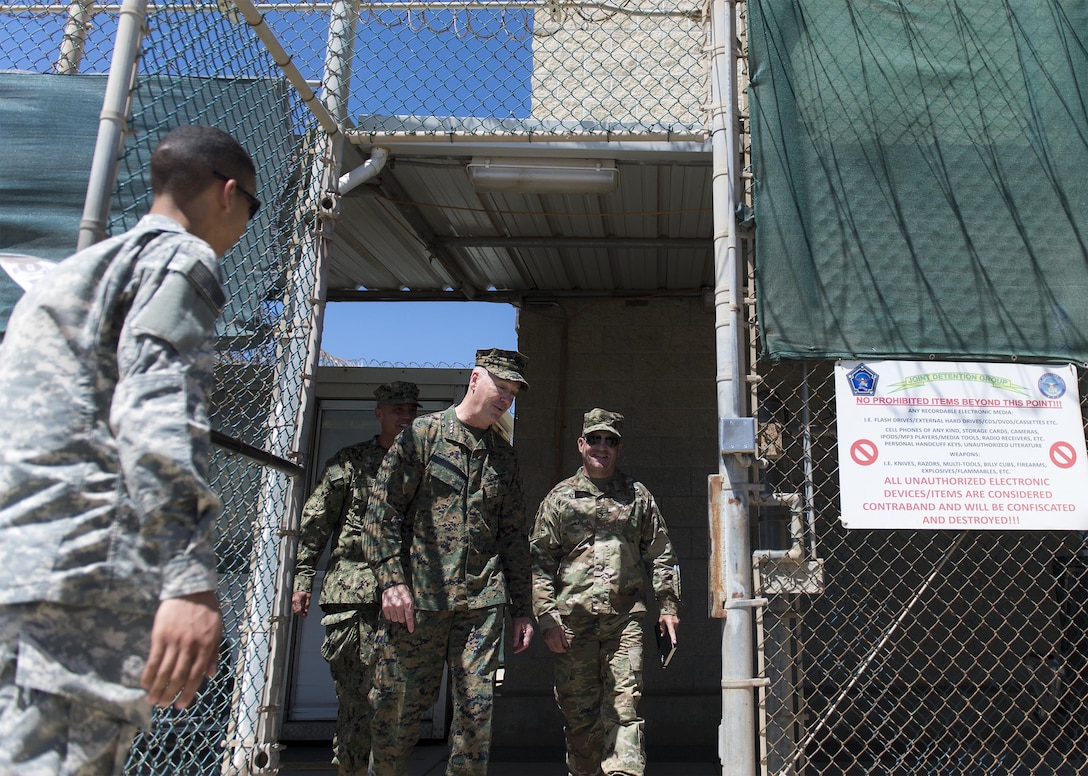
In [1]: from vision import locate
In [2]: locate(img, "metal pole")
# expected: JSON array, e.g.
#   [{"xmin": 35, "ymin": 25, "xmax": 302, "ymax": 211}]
[
  {"xmin": 709, "ymin": 0, "xmax": 759, "ymax": 773},
  {"xmin": 76, "ymin": 0, "xmax": 145, "ymax": 249},
  {"xmin": 55, "ymin": 0, "xmax": 94, "ymax": 73},
  {"xmin": 232, "ymin": 0, "xmax": 341, "ymax": 137}
]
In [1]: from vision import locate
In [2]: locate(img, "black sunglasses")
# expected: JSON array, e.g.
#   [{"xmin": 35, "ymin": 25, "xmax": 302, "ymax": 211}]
[
  {"xmin": 212, "ymin": 170, "xmax": 261, "ymax": 220},
  {"xmin": 583, "ymin": 433, "xmax": 620, "ymax": 448}
]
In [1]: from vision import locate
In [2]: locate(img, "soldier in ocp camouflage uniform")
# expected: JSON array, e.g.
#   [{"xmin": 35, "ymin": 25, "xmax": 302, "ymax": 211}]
[
  {"xmin": 292, "ymin": 381, "xmax": 421, "ymax": 776},
  {"xmin": 531, "ymin": 409, "xmax": 681, "ymax": 776},
  {"xmin": 360, "ymin": 349, "xmax": 535, "ymax": 776},
  {"xmin": 0, "ymin": 125, "xmax": 258, "ymax": 775}
]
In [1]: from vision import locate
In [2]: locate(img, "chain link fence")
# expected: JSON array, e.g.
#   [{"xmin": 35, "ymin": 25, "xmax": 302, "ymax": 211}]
[
  {"xmin": 1, "ymin": 0, "xmax": 714, "ymax": 771},
  {"xmin": 2, "ymin": 0, "xmax": 324, "ymax": 771},
  {"xmin": 7, "ymin": 0, "xmax": 1088, "ymax": 772},
  {"xmin": 736, "ymin": 0, "xmax": 1088, "ymax": 769},
  {"xmin": 751, "ymin": 361, "xmax": 1088, "ymax": 776}
]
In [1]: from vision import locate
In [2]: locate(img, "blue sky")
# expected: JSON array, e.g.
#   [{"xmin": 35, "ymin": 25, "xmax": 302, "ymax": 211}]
[
  {"xmin": 321, "ymin": 301, "xmax": 519, "ymax": 365},
  {"xmin": 2, "ymin": 8, "xmax": 531, "ymax": 366}
]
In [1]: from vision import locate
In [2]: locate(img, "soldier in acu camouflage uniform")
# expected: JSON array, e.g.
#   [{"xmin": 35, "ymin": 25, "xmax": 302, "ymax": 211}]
[
  {"xmin": 292, "ymin": 381, "xmax": 421, "ymax": 776},
  {"xmin": 530, "ymin": 409, "xmax": 681, "ymax": 776},
  {"xmin": 361, "ymin": 349, "xmax": 535, "ymax": 776},
  {"xmin": 0, "ymin": 125, "xmax": 258, "ymax": 775}
]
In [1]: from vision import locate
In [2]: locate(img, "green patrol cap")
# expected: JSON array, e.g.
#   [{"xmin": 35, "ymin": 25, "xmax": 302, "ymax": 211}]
[
  {"xmin": 475, "ymin": 348, "xmax": 530, "ymax": 391},
  {"xmin": 373, "ymin": 381, "xmax": 420, "ymax": 406},
  {"xmin": 582, "ymin": 408, "xmax": 624, "ymax": 437}
]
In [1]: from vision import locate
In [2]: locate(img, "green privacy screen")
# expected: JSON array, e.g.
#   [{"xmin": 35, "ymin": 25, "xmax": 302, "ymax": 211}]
[{"xmin": 748, "ymin": 0, "xmax": 1088, "ymax": 365}]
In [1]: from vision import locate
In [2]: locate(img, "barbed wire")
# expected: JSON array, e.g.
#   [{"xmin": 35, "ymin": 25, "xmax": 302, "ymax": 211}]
[{"xmin": 319, "ymin": 351, "xmax": 472, "ymax": 368}]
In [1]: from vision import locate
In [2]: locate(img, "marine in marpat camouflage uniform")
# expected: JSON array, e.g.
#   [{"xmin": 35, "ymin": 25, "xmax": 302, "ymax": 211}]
[
  {"xmin": 292, "ymin": 381, "xmax": 421, "ymax": 776},
  {"xmin": 531, "ymin": 409, "xmax": 681, "ymax": 776},
  {"xmin": 361, "ymin": 349, "xmax": 535, "ymax": 776},
  {"xmin": 0, "ymin": 125, "xmax": 258, "ymax": 775}
]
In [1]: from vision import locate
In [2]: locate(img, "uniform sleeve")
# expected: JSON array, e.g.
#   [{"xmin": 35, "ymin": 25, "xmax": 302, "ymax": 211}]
[
  {"xmin": 362, "ymin": 427, "xmax": 423, "ymax": 591},
  {"xmin": 638, "ymin": 487, "xmax": 681, "ymax": 615},
  {"xmin": 496, "ymin": 457, "xmax": 532, "ymax": 619},
  {"xmin": 529, "ymin": 490, "xmax": 563, "ymax": 630},
  {"xmin": 110, "ymin": 241, "xmax": 226, "ymax": 601},
  {"xmin": 293, "ymin": 457, "xmax": 348, "ymax": 595}
]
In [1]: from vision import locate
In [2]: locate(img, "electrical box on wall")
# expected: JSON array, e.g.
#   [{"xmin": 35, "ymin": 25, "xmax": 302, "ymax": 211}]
[{"xmin": 719, "ymin": 417, "xmax": 757, "ymax": 454}]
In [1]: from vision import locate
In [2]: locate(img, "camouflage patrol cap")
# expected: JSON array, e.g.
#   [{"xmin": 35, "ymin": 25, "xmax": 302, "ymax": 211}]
[
  {"xmin": 475, "ymin": 348, "xmax": 530, "ymax": 392},
  {"xmin": 373, "ymin": 381, "xmax": 421, "ymax": 406},
  {"xmin": 582, "ymin": 408, "xmax": 624, "ymax": 438}
]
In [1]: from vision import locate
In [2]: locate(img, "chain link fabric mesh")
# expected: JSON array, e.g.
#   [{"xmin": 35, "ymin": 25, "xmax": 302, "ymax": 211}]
[
  {"xmin": 751, "ymin": 362, "xmax": 1088, "ymax": 775},
  {"xmin": 737, "ymin": 4, "xmax": 1088, "ymax": 767},
  {"xmin": 5, "ymin": 0, "xmax": 1088, "ymax": 772}
]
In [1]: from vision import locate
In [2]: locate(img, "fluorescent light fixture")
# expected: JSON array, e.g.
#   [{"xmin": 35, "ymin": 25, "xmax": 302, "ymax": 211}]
[{"xmin": 466, "ymin": 157, "xmax": 619, "ymax": 194}]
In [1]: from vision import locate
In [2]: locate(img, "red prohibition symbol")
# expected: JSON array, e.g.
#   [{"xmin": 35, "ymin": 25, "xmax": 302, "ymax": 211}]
[
  {"xmin": 850, "ymin": 439, "xmax": 878, "ymax": 466},
  {"xmin": 1050, "ymin": 441, "xmax": 1077, "ymax": 469}
]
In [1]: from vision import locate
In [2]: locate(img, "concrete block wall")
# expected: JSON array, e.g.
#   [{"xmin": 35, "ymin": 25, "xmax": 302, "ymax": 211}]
[
  {"xmin": 530, "ymin": 5, "xmax": 704, "ymax": 128},
  {"xmin": 495, "ymin": 296, "xmax": 723, "ymax": 755}
]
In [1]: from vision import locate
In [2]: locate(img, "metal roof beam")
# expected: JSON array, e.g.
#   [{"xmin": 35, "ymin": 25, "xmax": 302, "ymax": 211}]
[
  {"xmin": 435, "ymin": 236, "xmax": 710, "ymax": 250},
  {"xmin": 326, "ymin": 288, "xmax": 706, "ymax": 303},
  {"xmin": 373, "ymin": 172, "xmax": 482, "ymax": 299}
]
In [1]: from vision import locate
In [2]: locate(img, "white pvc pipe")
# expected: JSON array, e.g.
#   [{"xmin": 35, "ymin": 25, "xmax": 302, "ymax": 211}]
[
  {"xmin": 338, "ymin": 146, "xmax": 389, "ymax": 194},
  {"xmin": 751, "ymin": 493, "xmax": 806, "ymax": 563}
]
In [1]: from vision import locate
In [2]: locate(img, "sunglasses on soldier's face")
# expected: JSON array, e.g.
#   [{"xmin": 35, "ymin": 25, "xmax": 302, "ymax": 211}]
[
  {"xmin": 583, "ymin": 434, "xmax": 620, "ymax": 448},
  {"xmin": 212, "ymin": 169, "xmax": 261, "ymax": 220}
]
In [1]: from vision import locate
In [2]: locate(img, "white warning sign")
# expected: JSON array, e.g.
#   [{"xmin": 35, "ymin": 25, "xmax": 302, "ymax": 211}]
[{"xmin": 835, "ymin": 360, "xmax": 1088, "ymax": 530}]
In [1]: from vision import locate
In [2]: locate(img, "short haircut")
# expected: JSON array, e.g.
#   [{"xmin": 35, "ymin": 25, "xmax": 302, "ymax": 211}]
[{"xmin": 150, "ymin": 124, "xmax": 256, "ymax": 204}]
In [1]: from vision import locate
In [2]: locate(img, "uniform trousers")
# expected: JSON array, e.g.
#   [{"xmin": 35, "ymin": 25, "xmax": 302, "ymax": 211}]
[
  {"xmin": 321, "ymin": 604, "xmax": 380, "ymax": 776},
  {"xmin": 554, "ymin": 611, "xmax": 645, "ymax": 776},
  {"xmin": 0, "ymin": 603, "xmax": 152, "ymax": 776},
  {"xmin": 368, "ymin": 606, "xmax": 503, "ymax": 776}
]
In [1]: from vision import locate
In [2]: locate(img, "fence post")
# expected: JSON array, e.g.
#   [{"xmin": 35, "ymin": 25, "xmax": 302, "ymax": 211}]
[
  {"xmin": 708, "ymin": 0, "xmax": 759, "ymax": 773},
  {"xmin": 77, "ymin": 0, "xmax": 145, "ymax": 249}
]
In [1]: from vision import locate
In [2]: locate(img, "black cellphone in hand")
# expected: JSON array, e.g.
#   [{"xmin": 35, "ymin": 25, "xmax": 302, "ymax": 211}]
[{"xmin": 656, "ymin": 627, "xmax": 676, "ymax": 668}]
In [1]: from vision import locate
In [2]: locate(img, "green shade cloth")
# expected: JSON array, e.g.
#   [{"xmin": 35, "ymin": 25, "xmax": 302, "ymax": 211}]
[
  {"xmin": 748, "ymin": 0, "xmax": 1088, "ymax": 365},
  {"xmin": 0, "ymin": 72, "xmax": 294, "ymax": 338}
]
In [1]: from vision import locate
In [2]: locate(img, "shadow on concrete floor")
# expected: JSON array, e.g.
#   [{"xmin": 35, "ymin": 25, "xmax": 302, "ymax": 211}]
[{"xmin": 278, "ymin": 740, "xmax": 719, "ymax": 775}]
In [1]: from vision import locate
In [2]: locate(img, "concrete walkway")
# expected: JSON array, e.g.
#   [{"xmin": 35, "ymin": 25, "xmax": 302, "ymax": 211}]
[{"xmin": 277, "ymin": 742, "xmax": 720, "ymax": 775}]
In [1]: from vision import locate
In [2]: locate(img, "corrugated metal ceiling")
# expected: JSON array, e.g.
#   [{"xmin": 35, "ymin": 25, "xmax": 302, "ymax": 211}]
[{"xmin": 327, "ymin": 135, "xmax": 715, "ymax": 302}]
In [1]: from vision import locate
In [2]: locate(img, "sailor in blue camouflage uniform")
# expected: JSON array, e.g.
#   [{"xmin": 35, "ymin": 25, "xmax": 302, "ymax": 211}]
[
  {"xmin": 292, "ymin": 381, "xmax": 421, "ymax": 776},
  {"xmin": 361, "ymin": 349, "xmax": 535, "ymax": 776},
  {"xmin": 0, "ymin": 125, "xmax": 258, "ymax": 775},
  {"xmin": 530, "ymin": 409, "xmax": 681, "ymax": 776}
]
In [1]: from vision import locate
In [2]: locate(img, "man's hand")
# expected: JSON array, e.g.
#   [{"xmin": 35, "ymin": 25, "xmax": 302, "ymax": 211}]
[
  {"xmin": 510, "ymin": 616, "xmax": 535, "ymax": 654},
  {"xmin": 142, "ymin": 591, "xmax": 223, "ymax": 710},
  {"xmin": 291, "ymin": 591, "xmax": 311, "ymax": 617},
  {"xmin": 542, "ymin": 625, "xmax": 569, "ymax": 654},
  {"xmin": 658, "ymin": 613, "xmax": 680, "ymax": 645},
  {"xmin": 382, "ymin": 584, "xmax": 415, "ymax": 633}
]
